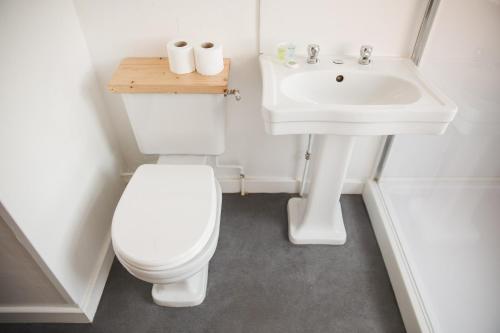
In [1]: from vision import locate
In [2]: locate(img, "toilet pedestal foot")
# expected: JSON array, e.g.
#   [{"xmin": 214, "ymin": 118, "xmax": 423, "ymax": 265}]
[{"xmin": 151, "ymin": 264, "xmax": 209, "ymax": 307}]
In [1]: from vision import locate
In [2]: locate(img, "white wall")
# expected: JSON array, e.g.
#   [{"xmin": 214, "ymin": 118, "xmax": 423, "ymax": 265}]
[
  {"xmin": 0, "ymin": 215, "xmax": 65, "ymax": 305},
  {"xmin": 73, "ymin": 0, "xmax": 426, "ymax": 192},
  {"xmin": 260, "ymin": 0, "xmax": 426, "ymax": 56},
  {"xmin": 383, "ymin": 0, "xmax": 500, "ymax": 179},
  {"xmin": 0, "ymin": 0, "xmax": 124, "ymax": 321}
]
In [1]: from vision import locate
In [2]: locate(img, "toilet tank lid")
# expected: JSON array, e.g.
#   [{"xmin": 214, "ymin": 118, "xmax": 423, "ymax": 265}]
[{"xmin": 112, "ymin": 164, "xmax": 217, "ymax": 270}]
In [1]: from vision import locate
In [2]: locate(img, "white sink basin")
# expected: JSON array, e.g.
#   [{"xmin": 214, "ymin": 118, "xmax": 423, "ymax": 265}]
[
  {"xmin": 281, "ymin": 71, "xmax": 421, "ymax": 105},
  {"xmin": 259, "ymin": 55, "xmax": 457, "ymax": 246},
  {"xmin": 260, "ymin": 55, "xmax": 457, "ymax": 135}
]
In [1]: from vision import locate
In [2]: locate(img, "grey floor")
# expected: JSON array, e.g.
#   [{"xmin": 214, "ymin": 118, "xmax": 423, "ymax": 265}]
[{"xmin": 2, "ymin": 194, "xmax": 405, "ymax": 333}]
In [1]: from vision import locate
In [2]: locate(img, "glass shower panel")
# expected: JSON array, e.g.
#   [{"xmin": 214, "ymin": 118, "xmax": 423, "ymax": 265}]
[{"xmin": 379, "ymin": 0, "xmax": 500, "ymax": 332}]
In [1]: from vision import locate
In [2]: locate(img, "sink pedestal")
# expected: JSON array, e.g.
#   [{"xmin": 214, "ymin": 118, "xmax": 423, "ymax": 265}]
[{"xmin": 287, "ymin": 135, "xmax": 355, "ymax": 245}]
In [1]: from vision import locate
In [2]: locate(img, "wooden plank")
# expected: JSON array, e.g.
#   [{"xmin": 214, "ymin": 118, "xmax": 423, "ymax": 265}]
[{"xmin": 108, "ymin": 57, "xmax": 230, "ymax": 94}]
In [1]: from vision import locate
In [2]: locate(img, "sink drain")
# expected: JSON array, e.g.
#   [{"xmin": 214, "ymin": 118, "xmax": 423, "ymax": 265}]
[{"xmin": 336, "ymin": 75, "xmax": 344, "ymax": 82}]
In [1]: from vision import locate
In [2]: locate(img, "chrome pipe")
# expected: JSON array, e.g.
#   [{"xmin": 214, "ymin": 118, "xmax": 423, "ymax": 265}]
[{"xmin": 299, "ymin": 134, "xmax": 314, "ymax": 197}]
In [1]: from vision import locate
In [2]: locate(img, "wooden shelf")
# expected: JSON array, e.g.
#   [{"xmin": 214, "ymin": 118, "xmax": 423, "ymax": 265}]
[{"xmin": 108, "ymin": 57, "xmax": 230, "ymax": 94}]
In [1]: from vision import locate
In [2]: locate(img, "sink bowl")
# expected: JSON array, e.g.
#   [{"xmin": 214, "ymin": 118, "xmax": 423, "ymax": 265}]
[
  {"xmin": 281, "ymin": 71, "xmax": 421, "ymax": 105},
  {"xmin": 260, "ymin": 55, "xmax": 457, "ymax": 135}
]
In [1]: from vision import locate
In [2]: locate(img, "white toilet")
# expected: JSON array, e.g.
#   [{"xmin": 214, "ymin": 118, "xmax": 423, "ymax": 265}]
[{"xmin": 111, "ymin": 94, "xmax": 226, "ymax": 307}]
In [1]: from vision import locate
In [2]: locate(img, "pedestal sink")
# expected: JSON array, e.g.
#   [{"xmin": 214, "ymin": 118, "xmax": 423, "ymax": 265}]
[{"xmin": 259, "ymin": 55, "xmax": 457, "ymax": 245}]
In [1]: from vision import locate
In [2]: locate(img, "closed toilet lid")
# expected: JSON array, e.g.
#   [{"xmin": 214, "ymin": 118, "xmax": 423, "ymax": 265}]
[{"xmin": 112, "ymin": 164, "xmax": 217, "ymax": 270}]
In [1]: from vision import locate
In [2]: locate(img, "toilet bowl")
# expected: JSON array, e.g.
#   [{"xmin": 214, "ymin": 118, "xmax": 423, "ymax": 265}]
[
  {"xmin": 111, "ymin": 164, "xmax": 221, "ymax": 307},
  {"xmin": 110, "ymin": 90, "xmax": 228, "ymax": 306}
]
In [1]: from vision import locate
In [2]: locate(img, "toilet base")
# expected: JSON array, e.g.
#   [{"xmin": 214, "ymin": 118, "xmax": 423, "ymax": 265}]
[{"xmin": 151, "ymin": 264, "xmax": 209, "ymax": 307}]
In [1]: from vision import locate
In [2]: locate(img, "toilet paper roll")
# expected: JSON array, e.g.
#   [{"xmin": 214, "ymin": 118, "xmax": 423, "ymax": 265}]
[
  {"xmin": 167, "ymin": 40, "xmax": 195, "ymax": 74},
  {"xmin": 194, "ymin": 42, "xmax": 224, "ymax": 76}
]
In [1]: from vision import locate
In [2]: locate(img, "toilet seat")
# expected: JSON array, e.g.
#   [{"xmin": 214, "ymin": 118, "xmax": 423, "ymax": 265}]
[{"xmin": 112, "ymin": 164, "xmax": 217, "ymax": 272}]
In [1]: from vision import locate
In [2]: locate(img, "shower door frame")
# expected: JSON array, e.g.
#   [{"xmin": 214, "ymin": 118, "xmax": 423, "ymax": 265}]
[{"xmin": 364, "ymin": 1, "xmax": 441, "ymax": 333}]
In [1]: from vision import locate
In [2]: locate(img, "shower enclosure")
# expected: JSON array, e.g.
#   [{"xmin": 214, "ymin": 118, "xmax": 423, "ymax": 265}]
[{"xmin": 364, "ymin": 0, "xmax": 500, "ymax": 332}]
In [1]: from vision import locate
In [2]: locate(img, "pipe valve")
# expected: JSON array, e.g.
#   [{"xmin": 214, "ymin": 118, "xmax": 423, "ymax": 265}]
[{"xmin": 224, "ymin": 88, "xmax": 241, "ymax": 101}]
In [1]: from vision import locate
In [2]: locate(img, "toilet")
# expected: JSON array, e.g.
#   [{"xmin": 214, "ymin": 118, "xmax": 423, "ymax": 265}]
[{"xmin": 111, "ymin": 93, "xmax": 226, "ymax": 307}]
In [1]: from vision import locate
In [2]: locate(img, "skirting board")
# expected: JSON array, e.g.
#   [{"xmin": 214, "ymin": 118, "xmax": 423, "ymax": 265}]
[
  {"xmin": 121, "ymin": 173, "xmax": 365, "ymax": 194},
  {"xmin": 0, "ymin": 234, "xmax": 115, "ymax": 323},
  {"xmin": 362, "ymin": 181, "xmax": 433, "ymax": 333},
  {"xmin": 80, "ymin": 232, "xmax": 115, "ymax": 322},
  {"xmin": 0, "ymin": 305, "xmax": 85, "ymax": 323}
]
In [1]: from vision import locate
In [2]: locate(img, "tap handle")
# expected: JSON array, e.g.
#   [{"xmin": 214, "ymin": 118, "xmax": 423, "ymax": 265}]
[
  {"xmin": 360, "ymin": 45, "xmax": 373, "ymax": 58},
  {"xmin": 307, "ymin": 44, "xmax": 320, "ymax": 58}
]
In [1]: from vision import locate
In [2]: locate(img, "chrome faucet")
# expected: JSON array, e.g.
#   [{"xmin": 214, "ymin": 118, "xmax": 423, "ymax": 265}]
[
  {"xmin": 307, "ymin": 44, "xmax": 320, "ymax": 64},
  {"xmin": 359, "ymin": 45, "xmax": 373, "ymax": 65}
]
